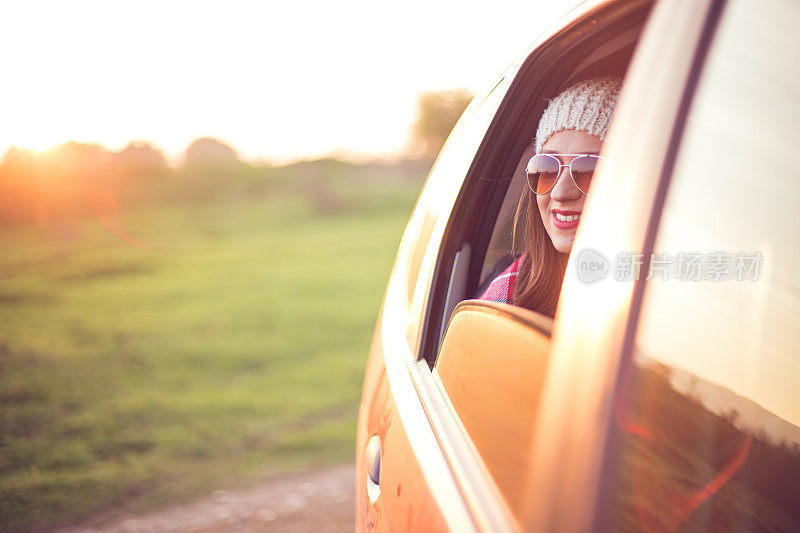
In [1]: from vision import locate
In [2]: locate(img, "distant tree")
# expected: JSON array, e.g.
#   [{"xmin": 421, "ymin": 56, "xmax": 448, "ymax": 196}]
[
  {"xmin": 39, "ymin": 142, "xmax": 113, "ymax": 223},
  {"xmin": 41, "ymin": 141, "xmax": 112, "ymax": 182},
  {"xmin": 411, "ymin": 89, "xmax": 474, "ymax": 159},
  {"xmin": 0, "ymin": 147, "xmax": 40, "ymax": 224},
  {"xmin": 183, "ymin": 137, "xmax": 240, "ymax": 168},
  {"xmin": 0, "ymin": 146, "xmax": 38, "ymax": 181},
  {"xmin": 0, "ymin": 142, "xmax": 112, "ymax": 225},
  {"xmin": 111, "ymin": 141, "xmax": 168, "ymax": 177},
  {"xmin": 37, "ymin": 141, "xmax": 112, "ymax": 200},
  {"xmin": 1, "ymin": 145, "xmax": 34, "ymax": 167}
]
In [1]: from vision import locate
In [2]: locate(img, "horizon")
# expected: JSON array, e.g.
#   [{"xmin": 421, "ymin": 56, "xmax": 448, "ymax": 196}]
[
  {"xmin": 0, "ymin": 137, "xmax": 435, "ymax": 168},
  {"xmin": 0, "ymin": 0, "xmax": 579, "ymax": 165}
]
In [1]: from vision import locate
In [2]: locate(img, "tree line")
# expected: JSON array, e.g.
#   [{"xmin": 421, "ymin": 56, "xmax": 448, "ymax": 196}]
[
  {"xmin": 0, "ymin": 88, "xmax": 473, "ymax": 227},
  {"xmin": 0, "ymin": 137, "xmax": 244, "ymax": 226}
]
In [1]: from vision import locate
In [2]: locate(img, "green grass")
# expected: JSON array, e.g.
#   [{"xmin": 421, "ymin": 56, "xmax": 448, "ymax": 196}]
[{"xmin": 0, "ymin": 175, "xmax": 421, "ymax": 530}]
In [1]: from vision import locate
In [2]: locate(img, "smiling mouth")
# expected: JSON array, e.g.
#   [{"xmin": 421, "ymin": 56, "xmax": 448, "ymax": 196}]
[
  {"xmin": 554, "ymin": 212, "xmax": 580, "ymax": 222},
  {"xmin": 551, "ymin": 210, "xmax": 581, "ymax": 229}
]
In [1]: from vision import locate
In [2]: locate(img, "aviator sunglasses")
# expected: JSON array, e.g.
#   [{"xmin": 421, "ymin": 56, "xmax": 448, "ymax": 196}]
[{"xmin": 525, "ymin": 153, "xmax": 601, "ymax": 195}]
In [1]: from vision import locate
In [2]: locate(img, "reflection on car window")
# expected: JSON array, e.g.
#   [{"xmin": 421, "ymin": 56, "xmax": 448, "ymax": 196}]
[{"xmin": 610, "ymin": 0, "xmax": 800, "ymax": 529}]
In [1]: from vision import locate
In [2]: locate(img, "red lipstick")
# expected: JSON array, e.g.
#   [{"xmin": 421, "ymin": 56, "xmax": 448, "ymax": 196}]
[{"xmin": 551, "ymin": 209, "xmax": 581, "ymax": 230}]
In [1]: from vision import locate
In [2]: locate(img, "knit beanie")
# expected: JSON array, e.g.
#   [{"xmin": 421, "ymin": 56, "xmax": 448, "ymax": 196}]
[{"xmin": 534, "ymin": 77, "xmax": 622, "ymax": 154}]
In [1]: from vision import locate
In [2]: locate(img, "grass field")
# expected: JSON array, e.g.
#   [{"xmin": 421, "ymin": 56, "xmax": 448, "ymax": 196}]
[{"xmin": 0, "ymin": 166, "xmax": 422, "ymax": 530}]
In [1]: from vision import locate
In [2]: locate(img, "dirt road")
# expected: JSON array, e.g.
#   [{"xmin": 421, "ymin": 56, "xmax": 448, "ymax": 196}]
[{"xmin": 60, "ymin": 464, "xmax": 355, "ymax": 533}]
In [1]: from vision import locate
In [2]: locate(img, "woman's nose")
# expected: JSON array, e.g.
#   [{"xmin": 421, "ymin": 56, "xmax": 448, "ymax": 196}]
[{"xmin": 550, "ymin": 165, "xmax": 582, "ymax": 201}]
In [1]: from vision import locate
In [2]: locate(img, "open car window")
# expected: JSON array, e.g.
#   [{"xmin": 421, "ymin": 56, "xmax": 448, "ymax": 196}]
[
  {"xmin": 424, "ymin": 1, "xmax": 654, "ymax": 526},
  {"xmin": 432, "ymin": 16, "xmax": 645, "ymax": 335},
  {"xmin": 474, "ymin": 143, "xmax": 533, "ymax": 298}
]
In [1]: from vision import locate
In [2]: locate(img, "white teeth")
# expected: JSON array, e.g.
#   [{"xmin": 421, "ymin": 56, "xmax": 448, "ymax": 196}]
[{"xmin": 555, "ymin": 213, "xmax": 580, "ymax": 222}]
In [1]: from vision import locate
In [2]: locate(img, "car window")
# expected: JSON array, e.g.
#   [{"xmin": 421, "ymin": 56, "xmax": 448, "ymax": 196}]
[
  {"xmin": 426, "ymin": 6, "xmax": 653, "ymax": 525},
  {"xmin": 608, "ymin": 0, "xmax": 800, "ymax": 529},
  {"xmin": 391, "ymin": 76, "xmax": 506, "ymax": 352},
  {"xmin": 474, "ymin": 143, "xmax": 533, "ymax": 297}
]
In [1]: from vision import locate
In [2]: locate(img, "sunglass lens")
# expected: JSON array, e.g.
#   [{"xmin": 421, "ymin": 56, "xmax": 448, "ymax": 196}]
[
  {"xmin": 571, "ymin": 155, "xmax": 598, "ymax": 194},
  {"xmin": 526, "ymin": 155, "xmax": 559, "ymax": 194}
]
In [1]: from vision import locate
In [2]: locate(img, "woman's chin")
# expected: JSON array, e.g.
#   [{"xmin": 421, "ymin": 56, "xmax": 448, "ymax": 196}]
[{"xmin": 550, "ymin": 235, "xmax": 575, "ymax": 254}]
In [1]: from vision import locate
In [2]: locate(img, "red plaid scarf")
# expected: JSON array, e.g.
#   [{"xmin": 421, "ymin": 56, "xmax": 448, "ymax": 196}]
[{"xmin": 478, "ymin": 255, "xmax": 524, "ymax": 304}]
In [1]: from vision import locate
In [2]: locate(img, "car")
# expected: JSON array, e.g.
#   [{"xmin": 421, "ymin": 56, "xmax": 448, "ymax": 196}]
[{"xmin": 355, "ymin": 0, "xmax": 800, "ymax": 530}]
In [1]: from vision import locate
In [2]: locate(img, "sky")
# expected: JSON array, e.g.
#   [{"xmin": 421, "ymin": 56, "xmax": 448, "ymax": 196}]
[{"xmin": 0, "ymin": 0, "xmax": 580, "ymax": 164}]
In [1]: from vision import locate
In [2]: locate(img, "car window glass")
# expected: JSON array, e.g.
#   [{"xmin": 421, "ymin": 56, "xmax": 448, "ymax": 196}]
[
  {"xmin": 475, "ymin": 143, "xmax": 534, "ymax": 298},
  {"xmin": 393, "ymin": 76, "xmax": 507, "ymax": 351},
  {"xmin": 609, "ymin": 0, "xmax": 800, "ymax": 529}
]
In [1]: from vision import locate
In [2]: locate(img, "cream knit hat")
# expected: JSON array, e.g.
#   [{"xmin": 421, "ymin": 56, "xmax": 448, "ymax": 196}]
[{"xmin": 534, "ymin": 77, "xmax": 622, "ymax": 154}]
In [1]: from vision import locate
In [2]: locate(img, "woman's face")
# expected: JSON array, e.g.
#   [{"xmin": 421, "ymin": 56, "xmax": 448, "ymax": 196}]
[{"xmin": 536, "ymin": 130, "xmax": 603, "ymax": 254}]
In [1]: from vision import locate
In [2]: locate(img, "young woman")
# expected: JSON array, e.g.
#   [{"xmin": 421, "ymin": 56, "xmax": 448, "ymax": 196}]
[{"xmin": 479, "ymin": 77, "xmax": 621, "ymax": 316}]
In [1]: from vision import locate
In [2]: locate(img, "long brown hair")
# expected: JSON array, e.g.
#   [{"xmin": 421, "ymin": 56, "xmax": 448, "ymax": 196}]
[{"xmin": 511, "ymin": 185, "xmax": 569, "ymax": 317}]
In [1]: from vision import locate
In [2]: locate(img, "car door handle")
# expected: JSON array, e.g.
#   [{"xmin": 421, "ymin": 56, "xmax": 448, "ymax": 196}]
[{"xmin": 365, "ymin": 435, "xmax": 381, "ymax": 502}]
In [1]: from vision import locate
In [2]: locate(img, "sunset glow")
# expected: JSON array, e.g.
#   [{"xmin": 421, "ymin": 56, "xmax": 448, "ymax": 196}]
[{"xmin": 1, "ymin": 0, "xmax": 578, "ymax": 163}]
